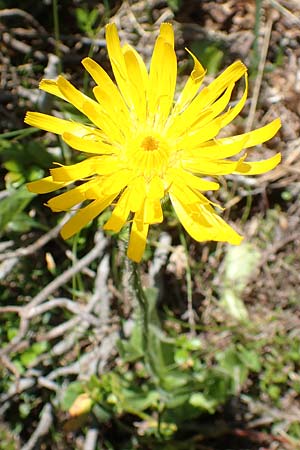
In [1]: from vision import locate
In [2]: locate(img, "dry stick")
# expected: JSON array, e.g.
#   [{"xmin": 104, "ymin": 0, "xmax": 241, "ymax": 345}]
[
  {"xmin": 23, "ymin": 231, "xmax": 107, "ymax": 310},
  {"xmin": 1, "ymin": 255, "xmax": 115, "ymax": 404},
  {"xmin": 46, "ymin": 253, "xmax": 112, "ymax": 358},
  {"xmin": 20, "ymin": 403, "xmax": 53, "ymax": 450},
  {"xmin": 0, "ymin": 354, "xmax": 21, "ymax": 378},
  {"xmin": 90, "ymin": 254, "xmax": 111, "ymax": 322},
  {"xmin": 47, "ymin": 332, "xmax": 119, "ymax": 380},
  {"xmin": 267, "ymin": 0, "xmax": 300, "ymax": 25},
  {"xmin": 0, "ymin": 240, "xmax": 13, "ymax": 251},
  {"xmin": 245, "ymin": 11, "xmax": 274, "ymax": 133},
  {"xmin": 0, "ymin": 377, "xmax": 35, "ymax": 406},
  {"xmin": 124, "ymin": 0, "xmax": 148, "ymax": 36},
  {"xmin": 37, "ymin": 315, "xmax": 82, "ymax": 342},
  {"xmin": 84, "ymin": 428, "xmax": 99, "ymax": 450},
  {"xmin": 0, "ymin": 316, "xmax": 29, "ymax": 359},
  {"xmin": 0, "ymin": 232, "xmax": 107, "ymax": 358},
  {"xmin": 0, "ymin": 257, "xmax": 18, "ymax": 281},
  {"xmin": 0, "ymin": 8, "xmax": 46, "ymax": 32},
  {"xmin": 28, "ymin": 254, "xmax": 114, "ymax": 383},
  {"xmin": 149, "ymin": 232, "xmax": 172, "ymax": 288},
  {"xmin": 0, "ymin": 213, "xmax": 70, "ymax": 262},
  {"xmin": 22, "ymin": 298, "xmax": 102, "ymax": 326},
  {"xmin": 36, "ymin": 255, "xmax": 112, "ymax": 343}
]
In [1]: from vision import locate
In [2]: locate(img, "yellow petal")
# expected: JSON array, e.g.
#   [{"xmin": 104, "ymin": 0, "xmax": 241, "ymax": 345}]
[
  {"xmin": 182, "ymin": 156, "xmax": 241, "ymax": 175},
  {"xmin": 185, "ymin": 136, "xmax": 248, "ymax": 160},
  {"xmin": 201, "ymin": 60, "xmax": 247, "ymax": 106},
  {"xmin": 159, "ymin": 22, "xmax": 175, "ymax": 46},
  {"xmin": 82, "ymin": 57, "xmax": 131, "ymax": 125},
  {"xmin": 217, "ymin": 118, "xmax": 281, "ymax": 149},
  {"xmin": 147, "ymin": 176, "xmax": 165, "ymax": 199},
  {"xmin": 47, "ymin": 184, "xmax": 91, "ymax": 212},
  {"xmin": 127, "ymin": 177, "xmax": 146, "ymax": 212},
  {"xmin": 101, "ymin": 170, "xmax": 131, "ymax": 195},
  {"xmin": 103, "ymin": 189, "xmax": 131, "ymax": 232},
  {"xmin": 93, "ymin": 86, "xmax": 131, "ymax": 131},
  {"xmin": 175, "ymin": 118, "xmax": 223, "ymax": 148},
  {"xmin": 27, "ymin": 176, "xmax": 68, "ymax": 194},
  {"xmin": 39, "ymin": 79, "xmax": 67, "ymax": 101},
  {"xmin": 56, "ymin": 76, "xmax": 94, "ymax": 113},
  {"xmin": 105, "ymin": 23, "xmax": 132, "ymax": 109},
  {"xmin": 85, "ymin": 169, "xmax": 131, "ymax": 198},
  {"xmin": 168, "ymin": 180, "xmax": 210, "ymax": 205},
  {"xmin": 82, "ymin": 101, "xmax": 125, "ymax": 143},
  {"xmin": 94, "ymin": 157, "xmax": 123, "ymax": 176},
  {"xmin": 50, "ymin": 159, "xmax": 97, "ymax": 181},
  {"xmin": 167, "ymin": 168, "xmax": 220, "ymax": 191},
  {"xmin": 170, "ymin": 194, "xmax": 243, "ymax": 245},
  {"xmin": 172, "ymin": 48, "xmax": 206, "ymax": 114},
  {"xmin": 62, "ymin": 132, "xmax": 117, "ymax": 155},
  {"xmin": 188, "ymin": 81, "xmax": 235, "ymax": 131},
  {"xmin": 127, "ymin": 210, "xmax": 149, "ymax": 262},
  {"xmin": 24, "ymin": 112, "xmax": 97, "ymax": 137},
  {"xmin": 144, "ymin": 198, "xmax": 163, "ymax": 224},
  {"xmin": 61, "ymin": 195, "xmax": 116, "ymax": 239},
  {"xmin": 219, "ymin": 73, "xmax": 248, "ymax": 128},
  {"xmin": 170, "ymin": 81, "xmax": 235, "ymax": 137},
  {"xmin": 82, "ymin": 57, "xmax": 117, "ymax": 88},
  {"xmin": 123, "ymin": 44, "xmax": 148, "ymax": 121},
  {"xmin": 123, "ymin": 44, "xmax": 148, "ymax": 86},
  {"xmin": 168, "ymin": 61, "xmax": 246, "ymax": 135},
  {"xmin": 235, "ymin": 152, "xmax": 281, "ymax": 175},
  {"xmin": 148, "ymin": 25, "xmax": 177, "ymax": 126}
]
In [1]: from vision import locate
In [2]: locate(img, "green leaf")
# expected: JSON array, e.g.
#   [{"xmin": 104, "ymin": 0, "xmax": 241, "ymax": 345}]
[
  {"xmin": 0, "ymin": 186, "xmax": 35, "ymax": 233},
  {"xmin": 31, "ymin": 341, "xmax": 49, "ymax": 355},
  {"xmin": 20, "ymin": 351, "xmax": 36, "ymax": 367},
  {"xmin": 18, "ymin": 341, "xmax": 49, "ymax": 368},
  {"xmin": 216, "ymin": 346, "xmax": 249, "ymax": 391},
  {"xmin": 61, "ymin": 382, "xmax": 84, "ymax": 411},
  {"xmin": 191, "ymin": 39, "xmax": 225, "ymax": 75},
  {"xmin": 189, "ymin": 393, "xmax": 217, "ymax": 413},
  {"xmin": 93, "ymin": 404, "xmax": 111, "ymax": 422},
  {"xmin": 174, "ymin": 348, "xmax": 190, "ymax": 365},
  {"xmin": 121, "ymin": 388, "xmax": 159, "ymax": 412},
  {"xmin": 167, "ymin": 0, "xmax": 182, "ymax": 12},
  {"xmin": 7, "ymin": 211, "xmax": 44, "ymax": 233},
  {"xmin": 162, "ymin": 372, "xmax": 190, "ymax": 391},
  {"xmin": 117, "ymin": 324, "xmax": 144, "ymax": 363},
  {"xmin": 237, "ymin": 344, "xmax": 261, "ymax": 372},
  {"xmin": 7, "ymin": 328, "xmax": 18, "ymax": 341}
]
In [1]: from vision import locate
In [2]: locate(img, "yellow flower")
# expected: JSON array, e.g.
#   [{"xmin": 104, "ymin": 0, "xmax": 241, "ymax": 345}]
[{"xmin": 25, "ymin": 23, "xmax": 281, "ymax": 262}]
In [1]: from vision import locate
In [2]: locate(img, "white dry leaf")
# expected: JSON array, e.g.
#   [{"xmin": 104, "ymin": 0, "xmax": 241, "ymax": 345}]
[{"xmin": 219, "ymin": 242, "xmax": 261, "ymax": 321}]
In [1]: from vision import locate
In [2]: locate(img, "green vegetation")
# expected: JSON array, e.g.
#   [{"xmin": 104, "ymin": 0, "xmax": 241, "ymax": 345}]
[{"xmin": 1, "ymin": 1, "xmax": 299, "ymax": 449}]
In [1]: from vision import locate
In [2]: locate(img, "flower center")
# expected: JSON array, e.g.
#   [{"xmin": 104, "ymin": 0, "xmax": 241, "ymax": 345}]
[
  {"xmin": 141, "ymin": 136, "xmax": 159, "ymax": 152},
  {"xmin": 124, "ymin": 131, "xmax": 175, "ymax": 180}
]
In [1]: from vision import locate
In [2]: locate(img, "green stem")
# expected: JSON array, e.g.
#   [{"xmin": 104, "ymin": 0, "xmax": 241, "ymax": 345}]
[
  {"xmin": 0, "ymin": 128, "xmax": 39, "ymax": 140},
  {"xmin": 131, "ymin": 262, "xmax": 157, "ymax": 381},
  {"xmin": 131, "ymin": 262, "xmax": 165, "ymax": 438},
  {"xmin": 179, "ymin": 231, "xmax": 196, "ymax": 335},
  {"xmin": 132, "ymin": 262, "xmax": 149, "ymax": 353}
]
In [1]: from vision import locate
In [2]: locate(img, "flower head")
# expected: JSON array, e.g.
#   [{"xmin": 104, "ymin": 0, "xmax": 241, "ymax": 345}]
[{"xmin": 25, "ymin": 23, "xmax": 281, "ymax": 261}]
